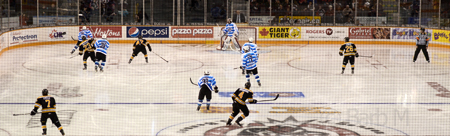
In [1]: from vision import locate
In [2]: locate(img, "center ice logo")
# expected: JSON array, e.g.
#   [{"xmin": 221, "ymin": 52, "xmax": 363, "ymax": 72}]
[{"xmin": 128, "ymin": 27, "xmax": 140, "ymax": 37}]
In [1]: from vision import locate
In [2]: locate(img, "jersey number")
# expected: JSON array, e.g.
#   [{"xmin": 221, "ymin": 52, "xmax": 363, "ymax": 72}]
[
  {"xmin": 345, "ymin": 46, "xmax": 353, "ymax": 52},
  {"xmin": 202, "ymin": 78, "xmax": 209, "ymax": 84},
  {"xmin": 99, "ymin": 42, "xmax": 107, "ymax": 49},
  {"xmin": 45, "ymin": 100, "xmax": 50, "ymax": 107},
  {"xmin": 247, "ymin": 56, "xmax": 255, "ymax": 63},
  {"xmin": 238, "ymin": 92, "xmax": 244, "ymax": 99}
]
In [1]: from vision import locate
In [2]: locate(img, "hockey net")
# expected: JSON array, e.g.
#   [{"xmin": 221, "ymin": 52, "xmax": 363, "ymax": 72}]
[{"xmin": 218, "ymin": 27, "xmax": 257, "ymax": 51}]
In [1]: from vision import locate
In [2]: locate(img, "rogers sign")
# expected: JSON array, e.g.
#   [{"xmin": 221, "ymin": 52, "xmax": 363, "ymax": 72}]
[
  {"xmin": 171, "ymin": 27, "xmax": 213, "ymax": 38},
  {"xmin": 349, "ymin": 28, "xmax": 372, "ymax": 39},
  {"xmin": 80, "ymin": 26, "xmax": 122, "ymax": 38}
]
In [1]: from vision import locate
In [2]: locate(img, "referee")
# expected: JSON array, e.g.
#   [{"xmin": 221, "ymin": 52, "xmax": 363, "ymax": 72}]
[{"xmin": 413, "ymin": 27, "xmax": 430, "ymax": 63}]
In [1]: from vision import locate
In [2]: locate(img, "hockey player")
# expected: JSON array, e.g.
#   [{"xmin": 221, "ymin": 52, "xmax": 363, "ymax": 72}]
[
  {"xmin": 339, "ymin": 37, "xmax": 359, "ymax": 74},
  {"xmin": 30, "ymin": 89, "xmax": 65, "ymax": 135},
  {"xmin": 94, "ymin": 34, "xmax": 110, "ymax": 72},
  {"xmin": 78, "ymin": 37, "xmax": 96, "ymax": 70},
  {"xmin": 242, "ymin": 46, "xmax": 261, "ymax": 86},
  {"xmin": 219, "ymin": 18, "xmax": 240, "ymax": 50},
  {"xmin": 226, "ymin": 82, "xmax": 257, "ymax": 127},
  {"xmin": 240, "ymin": 37, "xmax": 258, "ymax": 74},
  {"xmin": 413, "ymin": 27, "xmax": 430, "ymax": 63},
  {"xmin": 71, "ymin": 26, "xmax": 93, "ymax": 54},
  {"xmin": 128, "ymin": 35, "xmax": 152, "ymax": 64},
  {"xmin": 197, "ymin": 71, "xmax": 219, "ymax": 111}
]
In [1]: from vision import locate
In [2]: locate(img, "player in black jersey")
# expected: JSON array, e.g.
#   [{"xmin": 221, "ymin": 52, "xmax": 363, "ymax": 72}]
[
  {"xmin": 31, "ymin": 89, "xmax": 65, "ymax": 135},
  {"xmin": 129, "ymin": 35, "xmax": 152, "ymax": 64},
  {"xmin": 226, "ymin": 82, "xmax": 257, "ymax": 127},
  {"xmin": 78, "ymin": 37, "xmax": 96, "ymax": 70},
  {"xmin": 339, "ymin": 37, "xmax": 359, "ymax": 74}
]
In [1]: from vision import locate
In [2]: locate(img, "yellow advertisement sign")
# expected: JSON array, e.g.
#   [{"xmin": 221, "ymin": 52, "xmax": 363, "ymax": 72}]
[
  {"xmin": 258, "ymin": 27, "xmax": 301, "ymax": 39},
  {"xmin": 432, "ymin": 29, "xmax": 450, "ymax": 44}
]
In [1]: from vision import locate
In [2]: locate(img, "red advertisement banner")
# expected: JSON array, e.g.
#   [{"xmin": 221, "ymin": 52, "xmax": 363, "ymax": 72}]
[
  {"xmin": 171, "ymin": 27, "xmax": 214, "ymax": 38},
  {"xmin": 349, "ymin": 27, "xmax": 390, "ymax": 39},
  {"xmin": 79, "ymin": 26, "xmax": 122, "ymax": 38}
]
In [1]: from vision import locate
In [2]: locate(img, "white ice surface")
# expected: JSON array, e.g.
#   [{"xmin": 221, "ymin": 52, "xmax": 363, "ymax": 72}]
[{"xmin": 0, "ymin": 43, "xmax": 449, "ymax": 135}]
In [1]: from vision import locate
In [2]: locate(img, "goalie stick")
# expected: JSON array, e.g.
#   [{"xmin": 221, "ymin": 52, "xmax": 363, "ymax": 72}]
[
  {"xmin": 189, "ymin": 78, "xmax": 197, "ymax": 86},
  {"xmin": 257, "ymin": 94, "xmax": 280, "ymax": 102}
]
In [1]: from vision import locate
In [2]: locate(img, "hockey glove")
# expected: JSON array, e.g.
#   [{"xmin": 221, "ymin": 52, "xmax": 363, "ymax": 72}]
[
  {"xmin": 214, "ymin": 86, "xmax": 219, "ymax": 93},
  {"xmin": 71, "ymin": 49, "xmax": 75, "ymax": 54},
  {"xmin": 339, "ymin": 52, "xmax": 343, "ymax": 56},
  {"xmin": 250, "ymin": 99, "xmax": 257, "ymax": 104},
  {"xmin": 355, "ymin": 53, "xmax": 359, "ymax": 57},
  {"xmin": 148, "ymin": 45, "xmax": 152, "ymax": 52},
  {"xmin": 30, "ymin": 110, "xmax": 37, "ymax": 116},
  {"xmin": 79, "ymin": 52, "xmax": 83, "ymax": 56}
]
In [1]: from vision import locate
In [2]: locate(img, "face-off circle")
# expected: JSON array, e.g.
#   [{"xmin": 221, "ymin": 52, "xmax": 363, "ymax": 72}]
[{"xmin": 156, "ymin": 116, "xmax": 407, "ymax": 135}]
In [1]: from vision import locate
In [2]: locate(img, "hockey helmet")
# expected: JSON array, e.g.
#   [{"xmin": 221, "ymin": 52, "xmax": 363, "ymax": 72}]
[
  {"xmin": 244, "ymin": 82, "xmax": 251, "ymax": 89},
  {"xmin": 344, "ymin": 37, "xmax": 350, "ymax": 42},
  {"xmin": 227, "ymin": 18, "xmax": 232, "ymax": 23},
  {"xmin": 420, "ymin": 27, "xmax": 425, "ymax": 32},
  {"xmin": 42, "ymin": 89, "xmax": 49, "ymax": 96},
  {"xmin": 82, "ymin": 26, "xmax": 87, "ymax": 30},
  {"xmin": 81, "ymin": 36, "xmax": 87, "ymax": 40},
  {"xmin": 138, "ymin": 34, "xmax": 143, "ymax": 39},
  {"xmin": 204, "ymin": 70, "xmax": 210, "ymax": 75},
  {"xmin": 243, "ymin": 46, "xmax": 250, "ymax": 52},
  {"xmin": 248, "ymin": 37, "xmax": 254, "ymax": 43},
  {"xmin": 102, "ymin": 34, "xmax": 107, "ymax": 39}
]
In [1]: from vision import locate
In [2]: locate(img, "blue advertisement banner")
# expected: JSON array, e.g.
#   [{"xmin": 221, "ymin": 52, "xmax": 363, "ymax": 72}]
[{"xmin": 126, "ymin": 26, "xmax": 169, "ymax": 38}]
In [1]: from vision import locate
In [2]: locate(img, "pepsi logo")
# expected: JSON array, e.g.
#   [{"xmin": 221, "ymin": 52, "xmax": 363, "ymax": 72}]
[{"xmin": 128, "ymin": 27, "xmax": 140, "ymax": 37}]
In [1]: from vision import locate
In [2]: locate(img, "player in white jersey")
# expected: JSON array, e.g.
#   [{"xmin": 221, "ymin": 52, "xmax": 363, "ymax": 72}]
[
  {"xmin": 197, "ymin": 71, "xmax": 219, "ymax": 111},
  {"xmin": 241, "ymin": 46, "xmax": 261, "ymax": 86},
  {"xmin": 240, "ymin": 38, "xmax": 258, "ymax": 74},
  {"xmin": 71, "ymin": 26, "xmax": 93, "ymax": 54},
  {"xmin": 218, "ymin": 18, "xmax": 240, "ymax": 50},
  {"xmin": 94, "ymin": 34, "xmax": 110, "ymax": 72}
]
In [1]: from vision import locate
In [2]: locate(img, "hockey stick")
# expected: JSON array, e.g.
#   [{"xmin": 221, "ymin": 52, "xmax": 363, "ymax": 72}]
[
  {"xmin": 152, "ymin": 52, "xmax": 169, "ymax": 63},
  {"xmin": 257, "ymin": 94, "xmax": 280, "ymax": 102},
  {"xmin": 189, "ymin": 78, "xmax": 197, "ymax": 86},
  {"xmin": 71, "ymin": 36, "xmax": 78, "ymax": 41},
  {"xmin": 359, "ymin": 55, "xmax": 373, "ymax": 58},
  {"xmin": 13, "ymin": 112, "xmax": 41, "ymax": 116}
]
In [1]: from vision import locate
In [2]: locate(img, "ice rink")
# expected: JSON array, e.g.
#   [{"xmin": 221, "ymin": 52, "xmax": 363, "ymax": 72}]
[{"xmin": 1, "ymin": 43, "xmax": 450, "ymax": 135}]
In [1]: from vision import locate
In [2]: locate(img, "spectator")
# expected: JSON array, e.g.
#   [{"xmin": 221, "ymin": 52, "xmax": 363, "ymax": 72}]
[
  {"xmin": 342, "ymin": 5, "xmax": 353, "ymax": 23},
  {"xmin": 325, "ymin": 5, "xmax": 334, "ymax": 16},
  {"xmin": 82, "ymin": 7, "xmax": 92, "ymax": 23},
  {"xmin": 1, "ymin": 6, "xmax": 6, "ymax": 17},
  {"xmin": 233, "ymin": 10, "xmax": 246, "ymax": 23},
  {"xmin": 211, "ymin": 4, "xmax": 221, "ymax": 22},
  {"xmin": 250, "ymin": 2, "xmax": 260, "ymax": 15},
  {"xmin": 316, "ymin": 5, "xmax": 325, "ymax": 16},
  {"xmin": 20, "ymin": 13, "xmax": 28, "ymax": 26},
  {"xmin": 411, "ymin": 0, "xmax": 419, "ymax": 17},
  {"xmin": 135, "ymin": 8, "xmax": 149, "ymax": 23},
  {"xmin": 103, "ymin": 0, "xmax": 116, "ymax": 22},
  {"xmin": 296, "ymin": 0, "xmax": 307, "ymax": 6}
]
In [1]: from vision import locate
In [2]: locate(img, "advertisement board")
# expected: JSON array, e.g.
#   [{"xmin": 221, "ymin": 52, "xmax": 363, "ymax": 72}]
[
  {"xmin": 301, "ymin": 27, "xmax": 347, "ymax": 39},
  {"xmin": 432, "ymin": 29, "xmax": 450, "ymax": 44},
  {"xmin": 0, "ymin": 34, "xmax": 7, "ymax": 51},
  {"xmin": 81, "ymin": 26, "xmax": 122, "ymax": 38},
  {"xmin": 349, "ymin": 27, "xmax": 390, "ymax": 39},
  {"xmin": 355, "ymin": 17, "xmax": 387, "ymax": 26},
  {"xmin": 48, "ymin": 27, "xmax": 68, "ymax": 41},
  {"xmin": 1, "ymin": 16, "xmax": 20, "ymax": 29},
  {"xmin": 258, "ymin": 27, "xmax": 301, "ymax": 39},
  {"xmin": 33, "ymin": 16, "xmax": 76, "ymax": 24},
  {"xmin": 9, "ymin": 30, "xmax": 38, "ymax": 45},
  {"xmin": 392, "ymin": 28, "xmax": 432, "ymax": 40},
  {"xmin": 248, "ymin": 16, "xmax": 274, "ymax": 25},
  {"xmin": 279, "ymin": 16, "xmax": 321, "ymax": 24},
  {"xmin": 171, "ymin": 27, "xmax": 213, "ymax": 38},
  {"xmin": 126, "ymin": 27, "xmax": 169, "ymax": 38}
]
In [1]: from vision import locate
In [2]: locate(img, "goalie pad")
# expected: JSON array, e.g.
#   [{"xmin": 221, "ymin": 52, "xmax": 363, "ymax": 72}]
[{"xmin": 217, "ymin": 35, "xmax": 240, "ymax": 51}]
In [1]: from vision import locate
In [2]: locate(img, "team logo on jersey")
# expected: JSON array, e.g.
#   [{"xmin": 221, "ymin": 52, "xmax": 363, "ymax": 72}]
[
  {"xmin": 128, "ymin": 27, "xmax": 140, "ymax": 37},
  {"xmin": 158, "ymin": 116, "xmax": 407, "ymax": 135}
]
